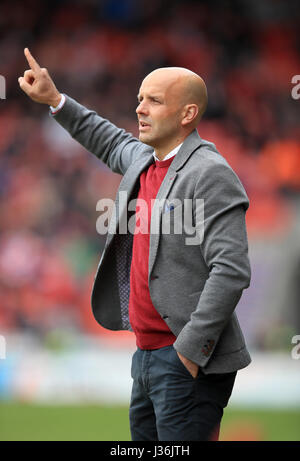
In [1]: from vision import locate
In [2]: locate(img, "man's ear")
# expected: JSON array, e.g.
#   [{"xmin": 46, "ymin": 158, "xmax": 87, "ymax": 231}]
[{"xmin": 181, "ymin": 104, "xmax": 199, "ymax": 126}]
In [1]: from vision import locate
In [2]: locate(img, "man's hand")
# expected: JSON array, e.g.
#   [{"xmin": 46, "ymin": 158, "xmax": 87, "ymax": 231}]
[
  {"xmin": 177, "ymin": 351, "xmax": 199, "ymax": 379},
  {"xmin": 18, "ymin": 48, "xmax": 61, "ymax": 107}
]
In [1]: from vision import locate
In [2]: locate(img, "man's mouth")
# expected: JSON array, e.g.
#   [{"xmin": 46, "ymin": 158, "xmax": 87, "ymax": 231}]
[{"xmin": 139, "ymin": 120, "xmax": 151, "ymax": 130}]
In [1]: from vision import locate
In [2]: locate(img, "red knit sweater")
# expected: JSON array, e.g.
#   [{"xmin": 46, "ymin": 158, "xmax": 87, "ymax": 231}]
[{"xmin": 128, "ymin": 156, "xmax": 177, "ymax": 349}]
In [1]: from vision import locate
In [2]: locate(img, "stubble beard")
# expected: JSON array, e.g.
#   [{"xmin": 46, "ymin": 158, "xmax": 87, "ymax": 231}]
[{"xmin": 139, "ymin": 130, "xmax": 156, "ymax": 148}]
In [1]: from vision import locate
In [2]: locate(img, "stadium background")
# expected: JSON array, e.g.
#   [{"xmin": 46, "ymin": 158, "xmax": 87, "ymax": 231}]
[{"xmin": 0, "ymin": 0, "xmax": 300, "ymax": 440}]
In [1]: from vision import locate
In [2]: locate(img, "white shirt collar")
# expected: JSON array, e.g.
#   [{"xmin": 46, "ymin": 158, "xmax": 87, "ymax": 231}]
[{"xmin": 152, "ymin": 143, "xmax": 183, "ymax": 162}]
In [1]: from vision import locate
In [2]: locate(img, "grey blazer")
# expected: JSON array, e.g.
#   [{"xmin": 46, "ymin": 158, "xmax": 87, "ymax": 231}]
[{"xmin": 53, "ymin": 95, "xmax": 252, "ymax": 374}]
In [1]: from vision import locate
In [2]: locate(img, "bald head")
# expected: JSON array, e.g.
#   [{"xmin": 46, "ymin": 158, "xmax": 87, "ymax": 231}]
[
  {"xmin": 136, "ymin": 67, "xmax": 208, "ymax": 159},
  {"xmin": 142, "ymin": 67, "xmax": 208, "ymax": 124}
]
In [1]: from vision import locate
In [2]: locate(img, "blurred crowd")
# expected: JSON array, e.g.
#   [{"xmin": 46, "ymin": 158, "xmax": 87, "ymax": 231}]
[{"xmin": 0, "ymin": 0, "xmax": 299, "ymax": 345}]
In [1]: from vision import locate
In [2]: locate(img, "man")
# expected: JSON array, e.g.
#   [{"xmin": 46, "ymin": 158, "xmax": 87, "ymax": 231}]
[{"xmin": 19, "ymin": 48, "xmax": 251, "ymax": 441}]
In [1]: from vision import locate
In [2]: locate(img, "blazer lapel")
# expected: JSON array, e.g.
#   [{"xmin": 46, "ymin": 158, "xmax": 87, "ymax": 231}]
[
  {"xmin": 148, "ymin": 129, "xmax": 204, "ymax": 277},
  {"xmin": 106, "ymin": 129, "xmax": 204, "ymax": 270},
  {"xmin": 171, "ymin": 128, "xmax": 204, "ymax": 172},
  {"xmin": 107, "ymin": 152, "xmax": 154, "ymax": 241}
]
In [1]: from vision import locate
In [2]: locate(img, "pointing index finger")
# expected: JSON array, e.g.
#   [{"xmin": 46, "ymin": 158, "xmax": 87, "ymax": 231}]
[{"xmin": 24, "ymin": 48, "xmax": 41, "ymax": 73}]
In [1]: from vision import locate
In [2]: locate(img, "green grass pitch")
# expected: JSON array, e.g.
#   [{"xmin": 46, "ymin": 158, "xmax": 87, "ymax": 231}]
[{"xmin": 0, "ymin": 402, "xmax": 299, "ymax": 441}]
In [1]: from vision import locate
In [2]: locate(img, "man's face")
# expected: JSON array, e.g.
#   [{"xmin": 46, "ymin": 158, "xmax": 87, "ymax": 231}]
[{"xmin": 136, "ymin": 71, "xmax": 184, "ymax": 150}]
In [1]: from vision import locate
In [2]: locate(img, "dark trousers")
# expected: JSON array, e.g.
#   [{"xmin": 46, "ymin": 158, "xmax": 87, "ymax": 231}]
[{"xmin": 129, "ymin": 345, "xmax": 236, "ymax": 441}]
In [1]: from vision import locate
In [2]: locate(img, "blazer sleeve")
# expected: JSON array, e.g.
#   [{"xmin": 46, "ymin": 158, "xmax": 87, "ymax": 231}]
[
  {"xmin": 51, "ymin": 94, "xmax": 149, "ymax": 176},
  {"xmin": 173, "ymin": 159, "xmax": 251, "ymax": 368}
]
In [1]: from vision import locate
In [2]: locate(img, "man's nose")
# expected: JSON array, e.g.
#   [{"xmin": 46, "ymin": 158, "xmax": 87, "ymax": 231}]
[{"xmin": 136, "ymin": 101, "xmax": 148, "ymax": 115}]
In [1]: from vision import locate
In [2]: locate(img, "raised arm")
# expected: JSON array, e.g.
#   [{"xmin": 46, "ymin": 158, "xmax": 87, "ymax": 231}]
[
  {"xmin": 18, "ymin": 48, "xmax": 148, "ymax": 175},
  {"xmin": 18, "ymin": 48, "xmax": 62, "ymax": 107}
]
